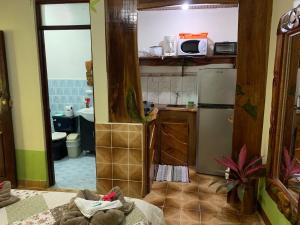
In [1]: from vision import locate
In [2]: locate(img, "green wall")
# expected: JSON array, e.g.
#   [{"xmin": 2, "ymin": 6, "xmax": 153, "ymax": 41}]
[
  {"xmin": 15, "ymin": 149, "xmax": 48, "ymax": 181},
  {"xmin": 258, "ymin": 179, "xmax": 291, "ymax": 225}
]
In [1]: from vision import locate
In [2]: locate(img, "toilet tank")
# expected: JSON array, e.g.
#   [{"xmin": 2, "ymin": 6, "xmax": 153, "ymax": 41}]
[{"xmin": 52, "ymin": 116, "xmax": 77, "ymax": 133}]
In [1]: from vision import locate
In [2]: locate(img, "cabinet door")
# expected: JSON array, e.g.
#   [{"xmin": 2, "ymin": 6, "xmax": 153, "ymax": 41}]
[{"xmin": 160, "ymin": 122, "xmax": 188, "ymax": 166}]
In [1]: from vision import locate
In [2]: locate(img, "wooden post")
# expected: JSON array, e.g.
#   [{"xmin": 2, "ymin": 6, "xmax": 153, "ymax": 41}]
[{"xmin": 105, "ymin": 0, "xmax": 144, "ymax": 123}]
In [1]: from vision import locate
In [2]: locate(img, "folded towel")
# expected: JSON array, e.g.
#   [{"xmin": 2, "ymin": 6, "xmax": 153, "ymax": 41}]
[
  {"xmin": 107, "ymin": 186, "xmax": 135, "ymax": 214},
  {"xmin": 0, "ymin": 195, "xmax": 19, "ymax": 208},
  {"xmin": 55, "ymin": 188, "xmax": 132, "ymax": 225},
  {"xmin": 74, "ymin": 198, "xmax": 122, "ymax": 218},
  {"xmin": 0, "ymin": 181, "xmax": 11, "ymax": 194},
  {"xmin": 0, "ymin": 189, "xmax": 11, "ymax": 199},
  {"xmin": 90, "ymin": 209, "xmax": 124, "ymax": 225},
  {"xmin": 0, "ymin": 181, "xmax": 19, "ymax": 208}
]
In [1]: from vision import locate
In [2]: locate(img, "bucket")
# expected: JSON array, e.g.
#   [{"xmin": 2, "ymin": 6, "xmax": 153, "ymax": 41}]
[{"xmin": 66, "ymin": 133, "xmax": 81, "ymax": 158}]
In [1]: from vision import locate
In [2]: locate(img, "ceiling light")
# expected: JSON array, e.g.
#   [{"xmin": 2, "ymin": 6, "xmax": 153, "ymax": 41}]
[{"xmin": 181, "ymin": 3, "xmax": 189, "ymax": 10}]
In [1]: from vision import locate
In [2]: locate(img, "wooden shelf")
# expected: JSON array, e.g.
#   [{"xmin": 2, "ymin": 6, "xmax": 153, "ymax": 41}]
[{"xmin": 139, "ymin": 55, "xmax": 237, "ymax": 67}]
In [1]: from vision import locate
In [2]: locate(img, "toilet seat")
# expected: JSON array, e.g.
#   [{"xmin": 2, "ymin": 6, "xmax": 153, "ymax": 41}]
[{"xmin": 52, "ymin": 132, "xmax": 67, "ymax": 141}]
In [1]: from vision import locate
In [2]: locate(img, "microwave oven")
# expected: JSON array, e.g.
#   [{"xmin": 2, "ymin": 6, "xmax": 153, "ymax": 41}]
[{"xmin": 178, "ymin": 38, "xmax": 208, "ymax": 56}]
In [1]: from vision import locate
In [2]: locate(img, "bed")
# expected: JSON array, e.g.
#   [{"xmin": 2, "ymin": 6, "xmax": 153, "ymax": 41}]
[{"xmin": 0, "ymin": 189, "xmax": 165, "ymax": 225}]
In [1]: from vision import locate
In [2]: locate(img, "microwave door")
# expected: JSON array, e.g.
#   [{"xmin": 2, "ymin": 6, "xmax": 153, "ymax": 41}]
[
  {"xmin": 179, "ymin": 39, "xmax": 208, "ymax": 56},
  {"xmin": 181, "ymin": 40, "xmax": 200, "ymax": 54}
]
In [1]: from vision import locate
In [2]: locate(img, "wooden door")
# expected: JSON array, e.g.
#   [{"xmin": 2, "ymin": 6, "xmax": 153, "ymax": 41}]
[{"xmin": 0, "ymin": 31, "xmax": 17, "ymax": 187}]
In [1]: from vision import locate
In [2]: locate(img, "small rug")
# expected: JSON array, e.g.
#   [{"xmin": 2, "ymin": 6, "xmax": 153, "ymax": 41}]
[{"xmin": 155, "ymin": 165, "xmax": 189, "ymax": 183}]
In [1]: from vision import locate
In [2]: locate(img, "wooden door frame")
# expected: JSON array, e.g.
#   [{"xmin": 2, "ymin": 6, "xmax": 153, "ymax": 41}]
[
  {"xmin": 34, "ymin": 0, "xmax": 91, "ymax": 186},
  {"xmin": 105, "ymin": 0, "xmax": 273, "ymax": 160}
]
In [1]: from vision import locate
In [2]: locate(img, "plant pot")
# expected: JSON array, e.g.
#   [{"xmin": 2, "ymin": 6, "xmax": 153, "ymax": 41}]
[
  {"xmin": 227, "ymin": 187, "xmax": 240, "ymax": 205},
  {"xmin": 227, "ymin": 183, "xmax": 257, "ymax": 214},
  {"xmin": 241, "ymin": 184, "xmax": 257, "ymax": 215}
]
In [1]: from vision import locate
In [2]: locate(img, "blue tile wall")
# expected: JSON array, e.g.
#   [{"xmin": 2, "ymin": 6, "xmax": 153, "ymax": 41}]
[{"xmin": 48, "ymin": 79, "xmax": 94, "ymax": 116}]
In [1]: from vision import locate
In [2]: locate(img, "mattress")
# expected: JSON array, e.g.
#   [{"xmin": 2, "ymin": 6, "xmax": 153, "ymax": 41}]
[{"xmin": 0, "ymin": 189, "xmax": 165, "ymax": 225}]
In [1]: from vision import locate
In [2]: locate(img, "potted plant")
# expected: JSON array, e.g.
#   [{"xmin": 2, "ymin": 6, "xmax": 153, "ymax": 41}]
[
  {"xmin": 281, "ymin": 147, "xmax": 300, "ymax": 191},
  {"xmin": 210, "ymin": 145, "xmax": 265, "ymax": 214}
]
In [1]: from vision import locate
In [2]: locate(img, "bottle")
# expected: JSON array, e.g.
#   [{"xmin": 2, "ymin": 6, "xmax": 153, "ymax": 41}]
[{"xmin": 85, "ymin": 98, "xmax": 91, "ymax": 108}]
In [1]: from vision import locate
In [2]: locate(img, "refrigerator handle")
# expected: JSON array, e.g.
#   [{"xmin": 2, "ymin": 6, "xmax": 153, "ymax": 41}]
[{"xmin": 228, "ymin": 115, "xmax": 234, "ymax": 124}]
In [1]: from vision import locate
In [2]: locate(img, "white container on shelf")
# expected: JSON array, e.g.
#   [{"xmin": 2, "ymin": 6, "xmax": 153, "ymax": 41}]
[
  {"xmin": 149, "ymin": 46, "xmax": 163, "ymax": 57},
  {"xmin": 163, "ymin": 35, "xmax": 177, "ymax": 56},
  {"xmin": 66, "ymin": 133, "xmax": 81, "ymax": 158}
]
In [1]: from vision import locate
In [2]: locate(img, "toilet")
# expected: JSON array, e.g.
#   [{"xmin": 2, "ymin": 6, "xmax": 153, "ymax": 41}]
[{"xmin": 52, "ymin": 116, "xmax": 77, "ymax": 161}]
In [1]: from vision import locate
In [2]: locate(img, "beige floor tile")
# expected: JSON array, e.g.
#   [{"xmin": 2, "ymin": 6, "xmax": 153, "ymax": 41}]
[
  {"xmin": 143, "ymin": 192, "xmax": 165, "ymax": 207},
  {"xmin": 168, "ymin": 182, "xmax": 183, "ymax": 191},
  {"xmin": 163, "ymin": 207, "xmax": 181, "ymax": 220},
  {"xmin": 144, "ymin": 168, "xmax": 264, "ymax": 225},
  {"xmin": 152, "ymin": 181, "xmax": 168, "ymax": 190},
  {"xmin": 165, "ymin": 218, "xmax": 180, "ymax": 225},
  {"xmin": 182, "ymin": 182, "xmax": 199, "ymax": 193},
  {"xmin": 180, "ymin": 209, "xmax": 201, "ymax": 222}
]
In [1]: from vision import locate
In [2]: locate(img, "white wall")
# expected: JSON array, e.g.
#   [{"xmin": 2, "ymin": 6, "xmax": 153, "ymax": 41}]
[
  {"xmin": 295, "ymin": 0, "xmax": 300, "ymax": 7},
  {"xmin": 90, "ymin": 0, "xmax": 109, "ymax": 123},
  {"xmin": 138, "ymin": 8, "xmax": 239, "ymax": 51},
  {"xmin": 0, "ymin": 1, "xmax": 46, "ymax": 151},
  {"xmin": 44, "ymin": 30, "xmax": 92, "ymax": 80}
]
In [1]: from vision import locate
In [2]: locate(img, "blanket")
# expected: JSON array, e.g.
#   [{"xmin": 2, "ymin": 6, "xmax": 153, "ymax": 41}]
[{"xmin": 0, "ymin": 190, "xmax": 165, "ymax": 225}]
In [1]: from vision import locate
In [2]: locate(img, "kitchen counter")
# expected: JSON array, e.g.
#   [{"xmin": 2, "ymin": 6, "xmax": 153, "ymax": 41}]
[{"xmin": 155, "ymin": 104, "xmax": 198, "ymax": 112}]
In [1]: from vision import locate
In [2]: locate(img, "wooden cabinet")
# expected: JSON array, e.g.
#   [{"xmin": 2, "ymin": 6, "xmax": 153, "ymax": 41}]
[{"xmin": 157, "ymin": 109, "xmax": 197, "ymax": 166}]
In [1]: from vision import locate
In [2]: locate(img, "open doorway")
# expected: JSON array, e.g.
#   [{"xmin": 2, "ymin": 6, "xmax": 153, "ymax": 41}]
[
  {"xmin": 138, "ymin": 3, "xmax": 239, "ymax": 182},
  {"xmin": 35, "ymin": 1, "xmax": 96, "ymax": 190}
]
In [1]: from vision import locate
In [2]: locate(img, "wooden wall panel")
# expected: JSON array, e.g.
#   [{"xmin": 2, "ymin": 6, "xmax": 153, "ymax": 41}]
[
  {"xmin": 105, "ymin": 0, "xmax": 144, "ymax": 123},
  {"xmin": 232, "ymin": 0, "xmax": 273, "ymax": 159}
]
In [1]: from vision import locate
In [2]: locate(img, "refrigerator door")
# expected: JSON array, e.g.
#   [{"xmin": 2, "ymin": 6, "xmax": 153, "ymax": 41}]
[
  {"xmin": 198, "ymin": 68, "xmax": 237, "ymax": 105},
  {"xmin": 196, "ymin": 108, "xmax": 234, "ymax": 175}
]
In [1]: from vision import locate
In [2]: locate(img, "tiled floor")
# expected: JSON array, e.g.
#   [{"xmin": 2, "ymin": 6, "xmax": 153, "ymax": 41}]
[
  {"xmin": 53, "ymin": 154, "xmax": 96, "ymax": 190},
  {"xmin": 144, "ymin": 168, "xmax": 265, "ymax": 225}
]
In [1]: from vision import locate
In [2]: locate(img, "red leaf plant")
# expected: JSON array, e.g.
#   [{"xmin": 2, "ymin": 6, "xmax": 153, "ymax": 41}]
[
  {"xmin": 281, "ymin": 147, "xmax": 300, "ymax": 188},
  {"xmin": 210, "ymin": 145, "xmax": 264, "ymax": 202}
]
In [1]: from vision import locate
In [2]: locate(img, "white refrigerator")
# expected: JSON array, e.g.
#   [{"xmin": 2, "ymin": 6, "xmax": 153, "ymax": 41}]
[{"xmin": 196, "ymin": 68, "xmax": 237, "ymax": 176}]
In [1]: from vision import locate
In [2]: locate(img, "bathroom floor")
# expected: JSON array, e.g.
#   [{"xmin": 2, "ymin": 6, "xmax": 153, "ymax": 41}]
[
  {"xmin": 144, "ymin": 168, "xmax": 265, "ymax": 225},
  {"xmin": 53, "ymin": 153, "xmax": 96, "ymax": 190}
]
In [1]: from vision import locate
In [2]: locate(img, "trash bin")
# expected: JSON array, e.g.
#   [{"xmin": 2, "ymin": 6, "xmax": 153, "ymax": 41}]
[{"xmin": 66, "ymin": 133, "xmax": 81, "ymax": 158}]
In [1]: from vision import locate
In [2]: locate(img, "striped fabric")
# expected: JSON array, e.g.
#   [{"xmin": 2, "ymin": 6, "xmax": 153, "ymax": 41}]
[{"xmin": 155, "ymin": 165, "xmax": 189, "ymax": 183}]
